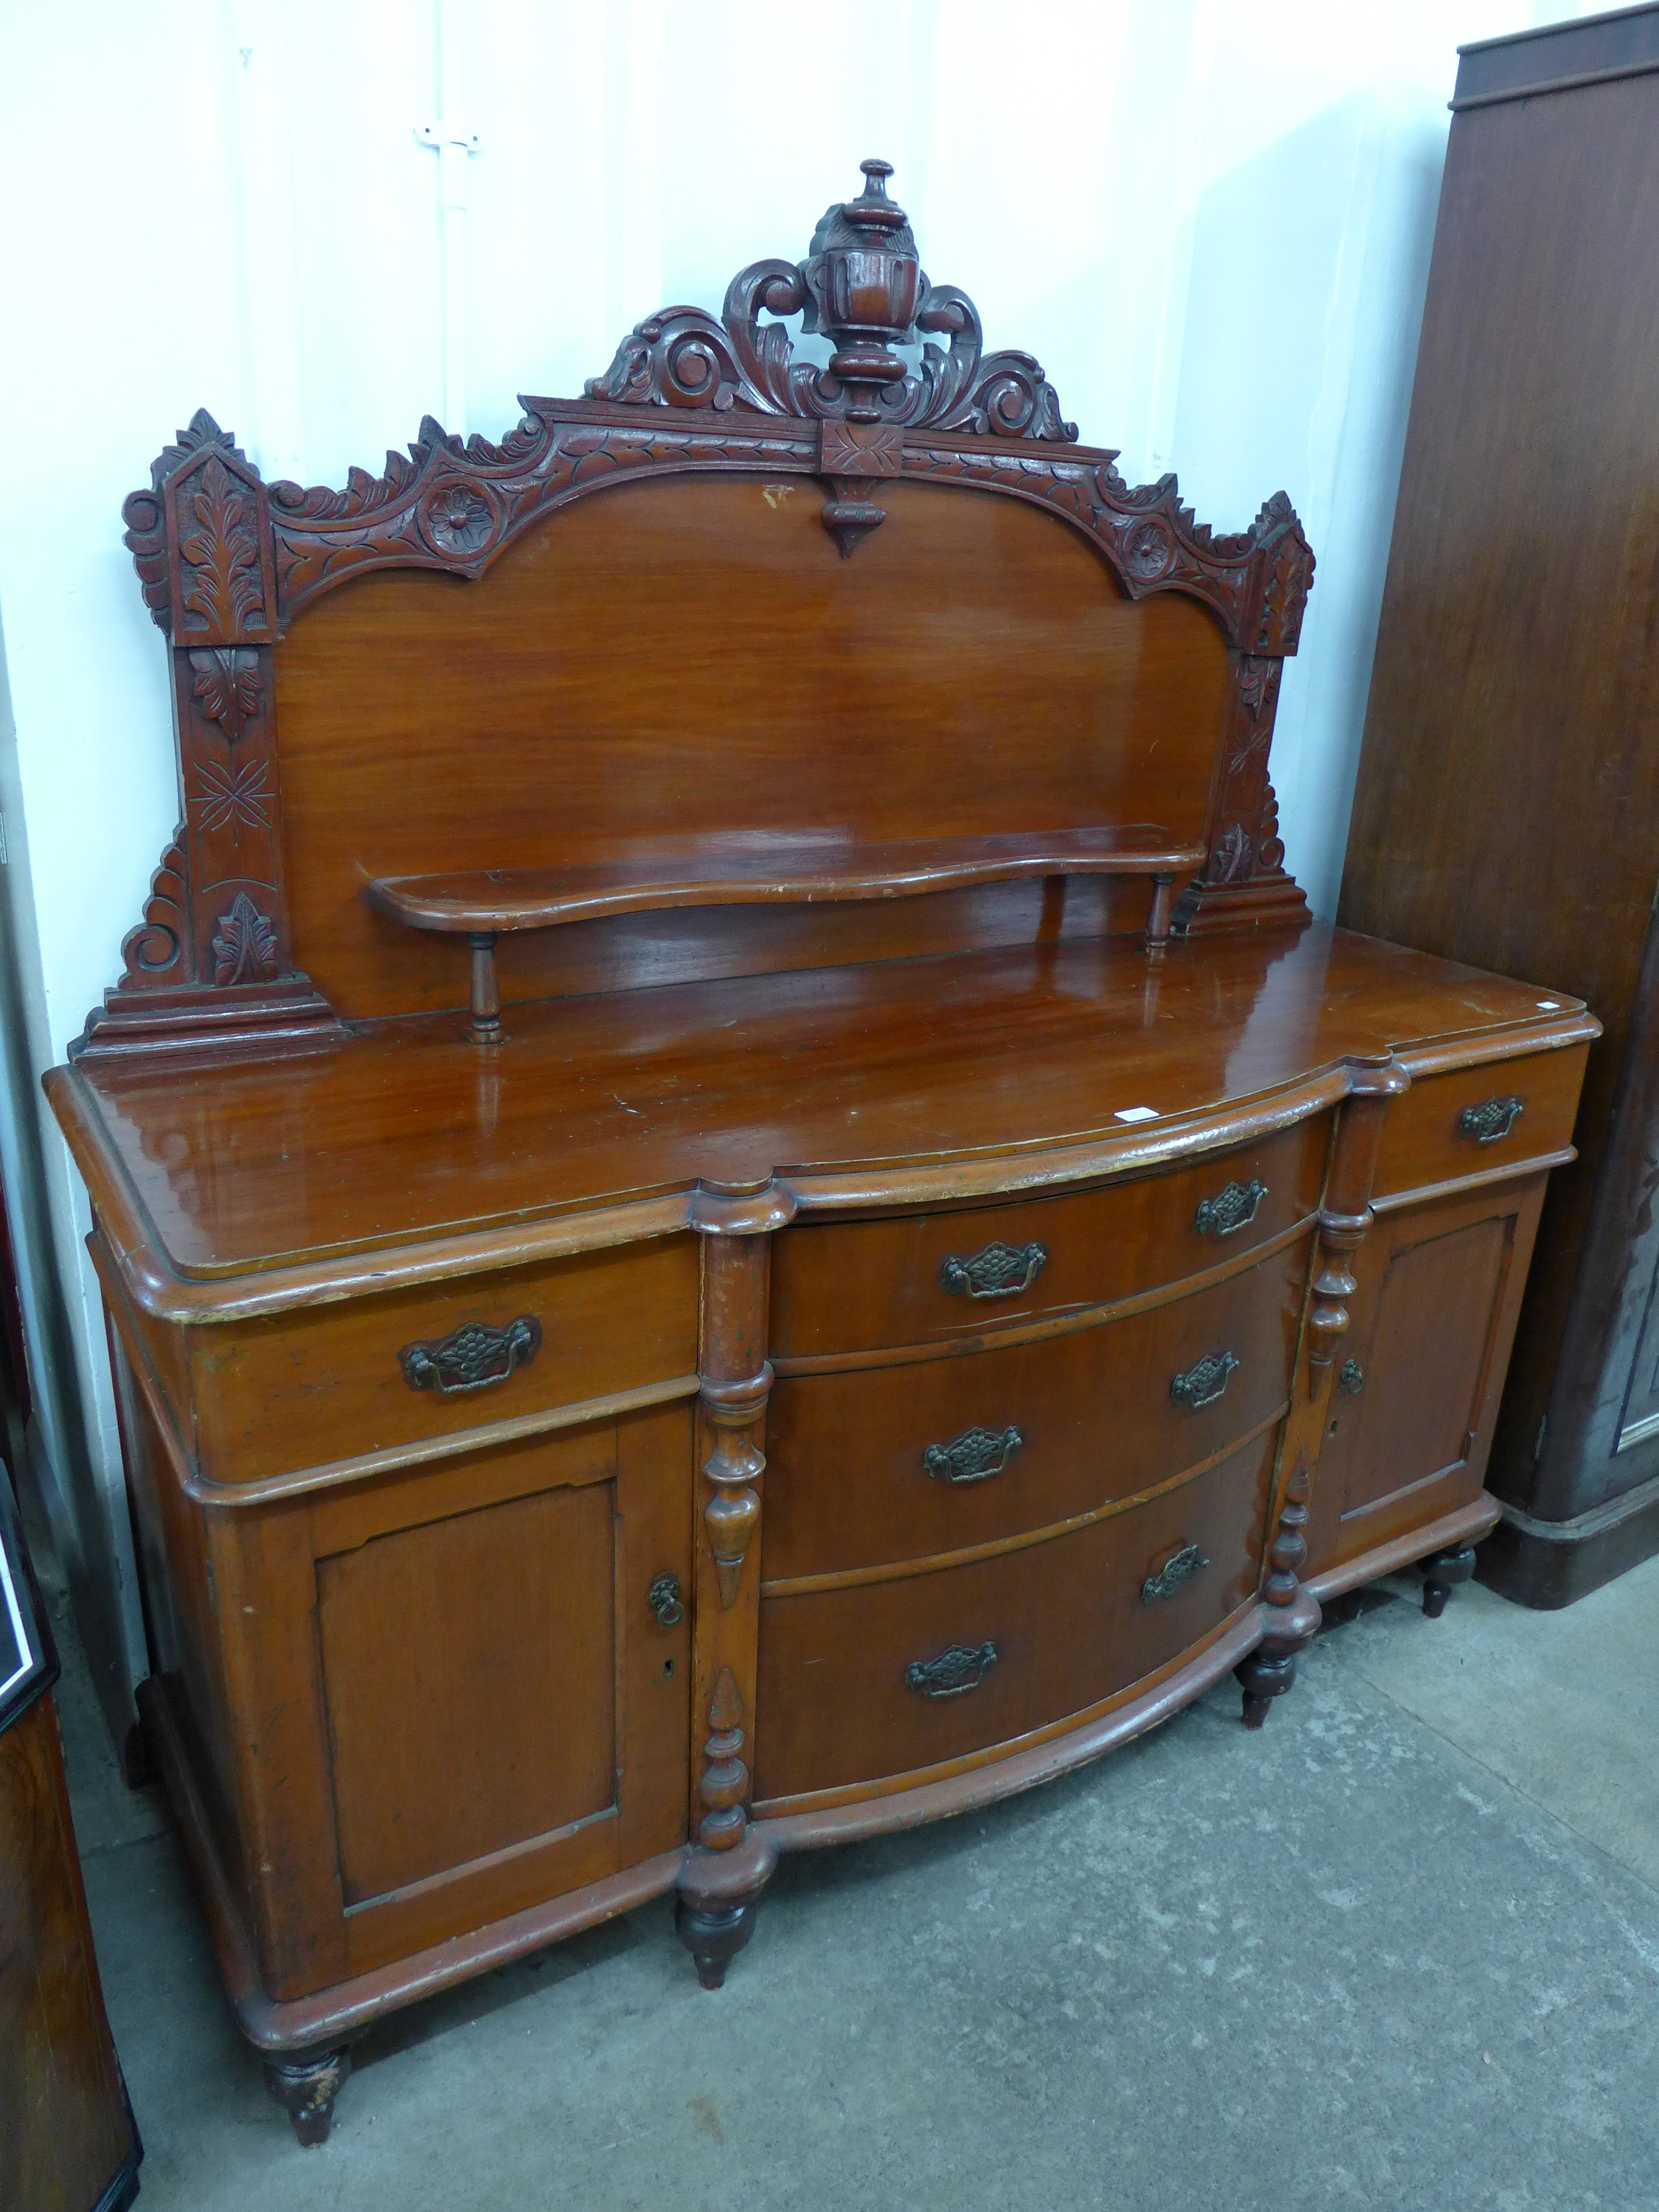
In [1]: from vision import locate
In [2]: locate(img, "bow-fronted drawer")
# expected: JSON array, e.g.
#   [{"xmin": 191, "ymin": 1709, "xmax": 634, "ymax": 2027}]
[
  {"xmin": 770, "ymin": 1116, "xmax": 1327, "ymax": 1358},
  {"xmin": 752, "ymin": 1428, "xmax": 1276, "ymax": 1808}
]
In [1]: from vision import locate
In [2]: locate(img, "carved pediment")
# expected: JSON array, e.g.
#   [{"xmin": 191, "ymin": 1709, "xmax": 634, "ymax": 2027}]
[{"xmin": 586, "ymin": 159, "xmax": 1076, "ymax": 444}]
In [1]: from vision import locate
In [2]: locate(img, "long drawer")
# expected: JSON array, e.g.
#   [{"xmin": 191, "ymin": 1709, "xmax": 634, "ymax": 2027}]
[
  {"xmin": 763, "ymin": 1239, "xmax": 1307, "ymax": 1581},
  {"xmin": 187, "ymin": 1236, "xmax": 700, "ymax": 1483},
  {"xmin": 752, "ymin": 1429, "xmax": 1277, "ymax": 1806},
  {"xmin": 769, "ymin": 1118, "xmax": 1327, "ymax": 1359}
]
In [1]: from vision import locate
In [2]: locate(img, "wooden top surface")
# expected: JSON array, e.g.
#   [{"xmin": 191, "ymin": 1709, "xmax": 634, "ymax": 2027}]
[
  {"xmin": 366, "ymin": 826, "xmax": 1204, "ymax": 934},
  {"xmin": 47, "ymin": 924, "xmax": 1593, "ymax": 1318}
]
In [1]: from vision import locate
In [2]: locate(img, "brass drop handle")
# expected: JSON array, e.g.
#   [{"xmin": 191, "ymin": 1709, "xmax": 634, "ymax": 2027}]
[
  {"xmin": 398, "ymin": 1315, "xmax": 543, "ymax": 1395},
  {"xmin": 646, "ymin": 1572, "xmax": 684, "ymax": 1627},
  {"xmin": 1170, "ymin": 1350, "xmax": 1240, "ymax": 1410},
  {"xmin": 1338, "ymin": 1359, "xmax": 1366, "ymax": 1395},
  {"xmin": 1142, "ymin": 1544, "xmax": 1209, "ymax": 1603},
  {"xmin": 1458, "ymin": 1096, "xmax": 1523, "ymax": 1144},
  {"xmin": 905, "ymin": 1641, "xmax": 999, "ymax": 1697},
  {"xmin": 939, "ymin": 1239, "xmax": 1048, "ymax": 1299},
  {"xmin": 1194, "ymin": 1178, "xmax": 1267, "ymax": 1238},
  {"xmin": 923, "ymin": 1424, "xmax": 1024, "ymax": 1484}
]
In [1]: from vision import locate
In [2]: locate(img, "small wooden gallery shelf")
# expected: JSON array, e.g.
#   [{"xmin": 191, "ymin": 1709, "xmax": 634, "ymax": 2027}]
[
  {"xmin": 367, "ymin": 826, "xmax": 1202, "ymax": 1042},
  {"xmin": 49, "ymin": 160, "xmax": 1595, "ymax": 2148}
]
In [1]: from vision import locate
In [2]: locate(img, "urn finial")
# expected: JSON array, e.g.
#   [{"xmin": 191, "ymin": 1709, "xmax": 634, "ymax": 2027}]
[{"xmin": 802, "ymin": 158, "xmax": 922, "ymax": 421}]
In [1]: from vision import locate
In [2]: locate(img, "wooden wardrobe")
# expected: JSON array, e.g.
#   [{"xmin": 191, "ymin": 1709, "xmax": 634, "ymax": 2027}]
[
  {"xmin": 47, "ymin": 159, "xmax": 1594, "ymax": 2144},
  {"xmin": 1340, "ymin": 3, "xmax": 1659, "ymax": 1604}
]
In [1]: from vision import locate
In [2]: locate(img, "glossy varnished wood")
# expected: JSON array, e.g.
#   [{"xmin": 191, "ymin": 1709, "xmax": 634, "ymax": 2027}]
[
  {"xmin": 771, "ymin": 1118, "xmax": 1326, "ymax": 1360},
  {"xmin": 278, "ymin": 478, "xmax": 1231, "ymax": 1020},
  {"xmin": 763, "ymin": 1240, "xmax": 1306, "ymax": 1582},
  {"xmin": 50, "ymin": 926, "xmax": 1590, "ymax": 1304},
  {"xmin": 752, "ymin": 1429, "xmax": 1276, "ymax": 1806}
]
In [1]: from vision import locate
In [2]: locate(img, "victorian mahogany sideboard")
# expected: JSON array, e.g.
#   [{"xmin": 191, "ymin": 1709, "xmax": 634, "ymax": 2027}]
[
  {"xmin": 45, "ymin": 163, "xmax": 1594, "ymax": 2145},
  {"xmin": 1340, "ymin": 4, "xmax": 1659, "ymax": 1604}
]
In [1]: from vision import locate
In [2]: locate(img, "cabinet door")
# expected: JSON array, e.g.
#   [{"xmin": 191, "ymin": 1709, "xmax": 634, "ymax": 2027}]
[
  {"xmin": 218, "ymin": 1403, "xmax": 693, "ymax": 1994},
  {"xmin": 1306, "ymin": 1177, "xmax": 1546, "ymax": 1578}
]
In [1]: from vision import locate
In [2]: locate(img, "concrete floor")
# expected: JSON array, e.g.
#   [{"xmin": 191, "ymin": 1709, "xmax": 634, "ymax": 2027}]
[{"xmin": 50, "ymin": 1554, "xmax": 1659, "ymax": 2212}]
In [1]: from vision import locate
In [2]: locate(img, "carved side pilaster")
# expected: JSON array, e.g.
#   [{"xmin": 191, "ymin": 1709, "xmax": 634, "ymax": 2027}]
[
  {"xmin": 1177, "ymin": 638, "xmax": 1310, "ymax": 937},
  {"xmin": 81, "ymin": 417, "xmax": 338, "ymax": 1060}
]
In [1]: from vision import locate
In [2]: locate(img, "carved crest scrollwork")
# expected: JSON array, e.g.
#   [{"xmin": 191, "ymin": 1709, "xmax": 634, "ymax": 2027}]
[{"xmin": 586, "ymin": 163, "xmax": 1077, "ymax": 445}]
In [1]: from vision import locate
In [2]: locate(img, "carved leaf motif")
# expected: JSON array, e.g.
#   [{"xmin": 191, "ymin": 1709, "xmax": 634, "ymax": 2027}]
[
  {"xmin": 189, "ymin": 647, "xmax": 263, "ymax": 742},
  {"xmin": 179, "ymin": 457, "xmax": 266, "ymax": 635},
  {"xmin": 210, "ymin": 890, "xmax": 278, "ymax": 986}
]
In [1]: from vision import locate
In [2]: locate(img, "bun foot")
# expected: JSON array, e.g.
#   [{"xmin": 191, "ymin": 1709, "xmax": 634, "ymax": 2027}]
[
  {"xmin": 675, "ymin": 1897, "xmax": 757, "ymax": 1989},
  {"xmin": 1421, "ymin": 1543, "xmax": 1477, "ymax": 1618},
  {"xmin": 264, "ymin": 2049, "xmax": 349, "ymax": 2145},
  {"xmin": 674, "ymin": 1827, "xmax": 777, "ymax": 1991},
  {"xmin": 1235, "ymin": 1644, "xmax": 1299, "ymax": 1728}
]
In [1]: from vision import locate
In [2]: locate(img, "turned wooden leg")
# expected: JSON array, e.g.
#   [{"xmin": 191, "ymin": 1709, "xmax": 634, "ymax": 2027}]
[
  {"xmin": 1238, "ymin": 1455, "xmax": 1321, "ymax": 1728},
  {"xmin": 674, "ymin": 1827, "xmax": 777, "ymax": 1991},
  {"xmin": 264, "ymin": 2048, "xmax": 349, "ymax": 2147},
  {"xmin": 1421, "ymin": 1543, "xmax": 1477, "ymax": 1618}
]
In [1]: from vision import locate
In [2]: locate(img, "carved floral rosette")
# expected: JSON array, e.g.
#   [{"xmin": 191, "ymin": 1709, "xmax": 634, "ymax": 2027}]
[{"xmin": 87, "ymin": 160, "xmax": 1314, "ymax": 1058}]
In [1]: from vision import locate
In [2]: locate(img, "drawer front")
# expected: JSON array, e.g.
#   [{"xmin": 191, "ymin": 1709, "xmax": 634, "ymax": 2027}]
[
  {"xmin": 764, "ymin": 1240, "xmax": 1307, "ymax": 1581},
  {"xmin": 753, "ymin": 1430, "xmax": 1277, "ymax": 1805},
  {"xmin": 770, "ymin": 1118, "xmax": 1328, "ymax": 1358},
  {"xmin": 189, "ymin": 1236, "xmax": 700, "ymax": 1483},
  {"xmin": 1372, "ymin": 1047, "xmax": 1586, "ymax": 1201}
]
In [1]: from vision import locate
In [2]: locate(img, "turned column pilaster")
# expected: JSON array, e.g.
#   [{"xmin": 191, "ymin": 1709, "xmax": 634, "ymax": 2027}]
[
  {"xmin": 674, "ymin": 1188, "xmax": 790, "ymax": 1987},
  {"xmin": 1239, "ymin": 1061, "xmax": 1407, "ymax": 1724}
]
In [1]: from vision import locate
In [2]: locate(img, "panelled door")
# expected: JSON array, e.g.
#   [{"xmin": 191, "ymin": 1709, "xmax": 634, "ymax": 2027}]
[{"xmin": 1307, "ymin": 1176, "xmax": 1547, "ymax": 1577}]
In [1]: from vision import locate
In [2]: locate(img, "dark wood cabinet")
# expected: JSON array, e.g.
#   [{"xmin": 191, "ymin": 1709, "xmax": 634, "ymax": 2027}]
[
  {"xmin": 48, "ymin": 159, "xmax": 1594, "ymax": 2145},
  {"xmin": 1339, "ymin": 4, "xmax": 1659, "ymax": 1604}
]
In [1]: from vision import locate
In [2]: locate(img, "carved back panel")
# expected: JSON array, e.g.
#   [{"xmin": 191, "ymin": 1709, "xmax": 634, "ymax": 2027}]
[{"xmin": 87, "ymin": 159, "xmax": 1313, "ymax": 1057}]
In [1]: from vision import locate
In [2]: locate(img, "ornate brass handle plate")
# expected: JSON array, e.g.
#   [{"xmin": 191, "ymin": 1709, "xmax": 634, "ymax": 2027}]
[
  {"xmin": 1170, "ymin": 1349, "xmax": 1240, "ymax": 1410},
  {"xmin": 1457, "ymin": 1095, "xmax": 1524, "ymax": 1144},
  {"xmin": 398, "ymin": 1315, "xmax": 543, "ymax": 1395},
  {"xmin": 939, "ymin": 1239, "xmax": 1048, "ymax": 1299},
  {"xmin": 646, "ymin": 1572, "xmax": 684, "ymax": 1627},
  {"xmin": 1142, "ymin": 1544, "xmax": 1209, "ymax": 1603},
  {"xmin": 1194, "ymin": 1178, "xmax": 1267, "ymax": 1238},
  {"xmin": 1338, "ymin": 1358, "xmax": 1366, "ymax": 1395},
  {"xmin": 905, "ymin": 1640, "xmax": 999, "ymax": 1697},
  {"xmin": 923, "ymin": 1424, "xmax": 1025, "ymax": 1484}
]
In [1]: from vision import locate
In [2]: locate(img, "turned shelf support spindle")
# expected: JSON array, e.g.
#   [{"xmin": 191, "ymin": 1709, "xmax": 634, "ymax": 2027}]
[{"xmin": 468, "ymin": 931, "xmax": 501, "ymax": 1045}]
